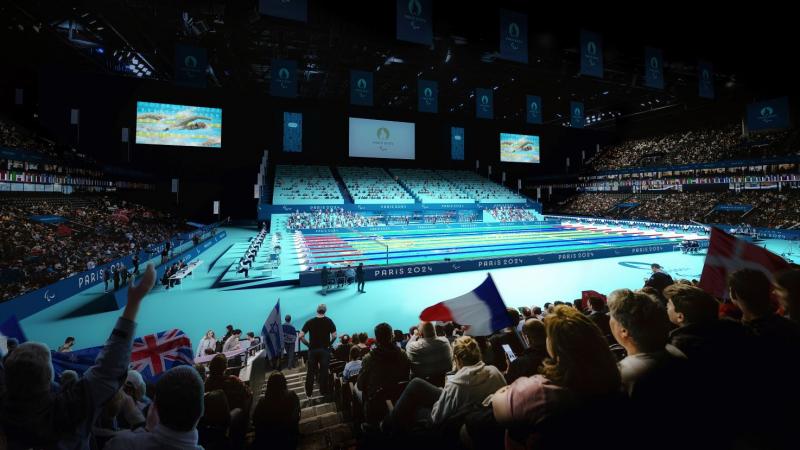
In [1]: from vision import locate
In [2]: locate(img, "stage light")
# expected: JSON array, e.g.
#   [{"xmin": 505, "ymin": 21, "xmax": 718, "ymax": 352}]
[{"xmin": 131, "ymin": 58, "xmax": 139, "ymax": 65}]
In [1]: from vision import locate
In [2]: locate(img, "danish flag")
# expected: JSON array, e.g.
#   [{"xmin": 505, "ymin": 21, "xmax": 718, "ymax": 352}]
[
  {"xmin": 699, "ymin": 227, "xmax": 790, "ymax": 299},
  {"xmin": 130, "ymin": 328, "xmax": 194, "ymax": 382}
]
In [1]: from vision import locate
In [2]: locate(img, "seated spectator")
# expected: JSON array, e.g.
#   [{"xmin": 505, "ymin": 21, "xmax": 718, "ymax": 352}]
[
  {"xmin": 91, "ymin": 389, "xmax": 146, "ymax": 449},
  {"xmin": 587, "ymin": 296, "xmax": 613, "ymax": 343},
  {"xmin": 343, "ymin": 346, "xmax": 363, "ymax": 382},
  {"xmin": 607, "ymin": 289, "xmax": 678, "ymax": 395},
  {"xmin": 505, "ymin": 319, "xmax": 548, "ymax": 384},
  {"xmin": 356, "ymin": 332, "xmax": 370, "ymax": 357},
  {"xmin": 729, "ymin": 268, "xmax": 800, "ymax": 342},
  {"xmin": 197, "ymin": 390, "xmax": 230, "ymax": 450},
  {"xmin": 356, "ymin": 323, "xmax": 411, "ymax": 424},
  {"xmin": 775, "ymin": 268, "xmax": 800, "ymax": 324},
  {"xmin": 333, "ymin": 334, "xmax": 352, "ymax": 362},
  {"xmin": 196, "ymin": 330, "xmax": 217, "ymax": 358},
  {"xmin": 204, "ymin": 354, "xmax": 252, "ymax": 413},
  {"xmin": 728, "ymin": 268, "xmax": 800, "ymax": 447},
  {"xmin": 386, "ymin": 336, "xmax": 506, "ymax": 432},
  {"xmin": 123, "ymin": 369, "xmax": 152, "ymax": 418},
  {"xmin": 221, "ymin": 330, "xmax": 242, "ymax": 353},
  {"xmin": 251, "ymin": 371, "xmax": 300, "ymax": 450},
  {"xmin": 489, "ymin": 305, "xmax": 622, "ymax": 449},
  {"xmin": 105, "ymin": 366, "xmax": 205, "ymax": 450},
  {"xmin": 405, "ymin": 321, "xmax": 452, "ymax": 383},
  {"xmin": 663, "ymin": 283, "xmax": 756, "ymax": 445},
  {"xmin": 58, "ymin": 370, "xmax": 79, "ymax": 388},
  {"xmin": 0, "ymin": 265, "xmax": 154, "ymax": 449}
]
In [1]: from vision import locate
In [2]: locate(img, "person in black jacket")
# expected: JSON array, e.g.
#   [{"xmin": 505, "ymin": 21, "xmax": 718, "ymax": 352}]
[
  {"xmin": 644, "ymin": 263, "xmax": 673, "ymax": 294},
  {"xmin": 356, "ymin": 323, "xmax": 410, "ymax": 424}
]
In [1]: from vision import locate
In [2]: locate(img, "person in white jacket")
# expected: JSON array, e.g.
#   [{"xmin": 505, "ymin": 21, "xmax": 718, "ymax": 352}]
[
  {"xmin": 196, "ymin": 330, "xmax": 217, "ymax": 358},
  {"xmin": 385, "ymin": 335, "xmax": 506, "ymax": 431}
]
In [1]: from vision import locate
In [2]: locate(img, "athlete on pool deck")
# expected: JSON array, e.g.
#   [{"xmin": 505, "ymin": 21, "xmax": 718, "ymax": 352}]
[{"xmin": 356, "ymin": 263, "xmax": 365, "ymax": 293}]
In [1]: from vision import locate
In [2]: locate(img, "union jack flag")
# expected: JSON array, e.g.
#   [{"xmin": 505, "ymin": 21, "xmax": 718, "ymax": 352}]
[{"xmin": 131, "ymin": 329, "xmax": 194, "ymax": 382}]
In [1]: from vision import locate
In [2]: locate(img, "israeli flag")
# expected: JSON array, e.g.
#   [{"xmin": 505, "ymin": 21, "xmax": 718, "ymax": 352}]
[
  {"xmin": 0, "ymin": 315, "xmax": 27, "ymax": 355},
  {"xmin": 262, "ymin": 299, "xmax": 284, "ymax": 360}
]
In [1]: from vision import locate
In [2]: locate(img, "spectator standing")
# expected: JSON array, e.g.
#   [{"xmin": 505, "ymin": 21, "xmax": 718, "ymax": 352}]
[
  {"xmin": 356, "ymin": 263, "xmax": 366, "ymax": 293},
  {"xmin": 299, "ymin": 304, "xmax": 337, "ymax": 397},
  {"xmin": 282, "ymin": 315, "xmax": 298, "ymax": 369}
]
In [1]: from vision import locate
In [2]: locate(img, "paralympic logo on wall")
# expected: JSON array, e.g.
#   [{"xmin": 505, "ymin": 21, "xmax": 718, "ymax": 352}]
[
  {"xmin": 354, "ymin": 78, "xmax": 369, "ymax": 98},
  {"xmin": 584, "ymin": 41, "xmax": 600, "ymax": 67},
  {"xmin": 505, "ymin": 22, "xmax": 523, "ymax": 50},
  {"xmin": 758, "ymin": 106, "xmax": 777, "ymax": 124},
  {"xmin": 403, "ymin": 0, "xmax": 426, "ymax": 30},
  {"xmin": 276, "ymin": 67, "xmax": 292, "ymax": 89},
  {"xmin": 373, "ymin": 127, "xmax": 394, "ymax": 151}
]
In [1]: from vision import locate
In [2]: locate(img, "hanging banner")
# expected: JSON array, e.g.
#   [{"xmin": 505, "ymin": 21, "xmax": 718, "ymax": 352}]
[
  {"xmin": 580, "ymin": 30, "xmax": 603, "ymax": 78},
  {"xmin": 396, "ymin": 0, "xmax": 432, "ymax": 45},
  {"xmin": 698, "ymin": 60, "xmax": 714, "ymax": 99},
  {"xmin": 570, "ymin": 101, "xmax": 584, "ymax": 128},
  {"xmin": 526, "ymin": 95, "xmax": 542, "ymax": 124},
  {"xmin": 499, "ymin": 10, "xmax": 528, "ymax": 63},
  {"xmin": 418, "ymin": 79, "xmax": 438, "ymax": 113},
  {"xmin": 451, "ymin": 127, "xmax": 465, "ymax": 161},
  {"xmin": 644, "ymin": 47, "xmax": 664, "ymax": 89},
  {"xmin": 476, "ymin": 88, "xmax": 493, "ymax": 119},
  {"xmin": 175, "ymin": 44, "xmax": 208, "ymax": 87},
  {"xmin": 351, "ymin": 70, "xmax": 374, "ymax": 106},
  {"xmin": 270, "ymin": 59, "xmax": 297, "ymax": 98},
  {"xmin": 747, "ymin": 97, "xmax": 790, "ymax": 132}
]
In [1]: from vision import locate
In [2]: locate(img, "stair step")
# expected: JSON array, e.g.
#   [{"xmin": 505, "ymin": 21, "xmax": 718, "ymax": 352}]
[
  {"xmin": 300, "ymin": 402, "xmax": 337, "ymax": 420},
  {"xmin": 299, "ymin": 411, "xmax": 342, "ymax": 434}
]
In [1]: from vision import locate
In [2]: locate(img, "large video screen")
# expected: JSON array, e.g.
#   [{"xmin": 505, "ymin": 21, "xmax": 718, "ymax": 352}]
[
  {"xmin": 349, "ymin": 117, "xmax": 415, "ymax": 160},
  {"xmin": 500, "ymin": 132, "xmax": 540, "ymax": 163},
  {"xmin": 135, "ymin": 101, "xmax": 222, "ymax": 148}
]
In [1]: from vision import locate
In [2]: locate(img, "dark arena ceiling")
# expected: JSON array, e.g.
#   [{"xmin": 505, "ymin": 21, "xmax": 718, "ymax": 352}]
[{"xmin": 1, "ymin": 0, "xmax": 796, "ymax": 131}]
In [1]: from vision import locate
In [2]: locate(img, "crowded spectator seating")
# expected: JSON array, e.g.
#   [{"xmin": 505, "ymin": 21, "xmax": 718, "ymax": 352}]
[
  {"xmin": 548, "ymin": 189, "xmax": 800, "ymax": 229},
  {"xmin": 590, "ymin": 123, "xmax": 798, "ymax": 171},
  {"xmin": 438, "ymin": 170, "xmax": 527, "ymax": 203},
  {"xmin": 286, "ymin": 207, "xmax": 380, "ymax": 230},
  {"xmin": 4, "ymin": 251, "xmax": 800, "ymax": 450},
  {"xmin": 1, "ymin": 117, "xmax": 154, "ymax": 193},
  {"xmin": 337, "ymin": 166, "xmax": 414, "ymax": 204},
  {"xmin": 489, "ymin": 206, "xmax": 540, "ymax": 222},
  {"xmin": 272, "ymin": 165, "xmax": 344, "ymax": 205},
  {"xmin": 0, "ymin": 193, "xmax": 190, "ymax": 301}
]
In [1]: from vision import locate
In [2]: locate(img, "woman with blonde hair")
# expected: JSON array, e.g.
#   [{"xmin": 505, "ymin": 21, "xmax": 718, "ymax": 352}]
[
  {"xmin": 196, "ymin": 329, "xmax": 217, "ymax": 358},
  {"xmin": 385, "ymin": 335, "xmax": 506, "ymax": 432},
  {"xmin": 490, "ymin": 305, "xmax": 622, "ymax": 449}
]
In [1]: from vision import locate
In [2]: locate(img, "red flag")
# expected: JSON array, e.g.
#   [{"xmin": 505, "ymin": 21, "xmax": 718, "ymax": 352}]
[
  {"xmin": 56, "ymin": 224, "xmax": 73, "ymax": 237},
  {"xmin": 581, "ymin": 290, "xmax": 607, "ymax": 309},
  {"xmin": 699, "ymin": 227, "xmax": 790, "ymax": 299}
]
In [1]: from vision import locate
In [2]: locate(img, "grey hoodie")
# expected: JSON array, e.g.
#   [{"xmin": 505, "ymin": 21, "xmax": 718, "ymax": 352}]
[{"xmin": 430, "ymin": 361, "xmax": 506, "ymax": 424}]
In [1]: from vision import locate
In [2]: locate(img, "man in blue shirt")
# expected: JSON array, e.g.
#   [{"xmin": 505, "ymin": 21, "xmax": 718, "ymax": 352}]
[{"xmin": 282, "ymin": 315, "xmax": 298, "ymax": 369}]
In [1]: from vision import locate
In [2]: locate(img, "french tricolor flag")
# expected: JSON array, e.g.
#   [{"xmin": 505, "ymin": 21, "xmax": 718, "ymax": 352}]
[{"xmin": 420, "ymin": 274, "xmax": 511, "ymax": 336}]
